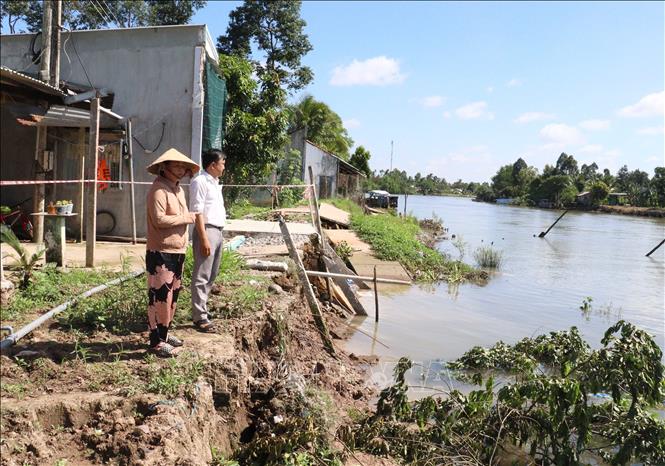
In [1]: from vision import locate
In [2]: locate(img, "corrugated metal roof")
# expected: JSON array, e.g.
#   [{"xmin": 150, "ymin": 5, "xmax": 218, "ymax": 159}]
[
  {"xmin": 0, "ymin": 66, "xmax": 65, "ymax": 96},
  {"xmin": 305, "ymin": 140, "xmax": 366, "ymax": 177}
]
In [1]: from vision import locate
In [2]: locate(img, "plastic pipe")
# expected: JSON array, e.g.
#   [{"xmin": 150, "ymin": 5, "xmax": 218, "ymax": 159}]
[{"xmin": 0, "ymin": 269, "xmax": 144, "ymax": 351}]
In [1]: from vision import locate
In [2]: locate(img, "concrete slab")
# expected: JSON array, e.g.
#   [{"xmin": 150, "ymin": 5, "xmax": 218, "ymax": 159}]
[
  {"xmin": 225, "ymin": 219, "xmax": 316, "ymax": 236},
  {"xmin": 324, "ymin": 229, "xmax": 411, "ymax": 282},
  {"xmin": 279, "ymin": 202, "xmax": 350, "ymax": 227},
  {"xmin": 348, "ymin": 253, "xmax": 412, "ymax": 282}
]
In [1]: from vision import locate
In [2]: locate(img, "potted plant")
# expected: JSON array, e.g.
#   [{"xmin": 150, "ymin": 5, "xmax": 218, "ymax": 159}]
[{"xmin": 55, "ymin": 200, "xmax": 73, "ymax": 215}]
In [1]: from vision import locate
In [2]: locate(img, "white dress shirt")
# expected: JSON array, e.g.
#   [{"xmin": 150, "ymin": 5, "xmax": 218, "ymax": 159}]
[{"xmin": 189, "ymin": 170, "xmax": 226, "ymax": 228}]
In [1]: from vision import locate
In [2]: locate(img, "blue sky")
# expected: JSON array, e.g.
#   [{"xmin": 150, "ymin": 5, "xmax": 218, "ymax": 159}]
[
  {"xmin": 3, "ymin": 2, "xmax": 662, "ymax": 182},
  {"xmin": 194, "ymin": 1, "xmax": 664, "ymax": 182}
]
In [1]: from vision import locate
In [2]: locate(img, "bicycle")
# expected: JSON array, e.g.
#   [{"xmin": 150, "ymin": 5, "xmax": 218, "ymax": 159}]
[{"xmin": 0, "ymin": 198, "xmax": 34, "ymax": 240}]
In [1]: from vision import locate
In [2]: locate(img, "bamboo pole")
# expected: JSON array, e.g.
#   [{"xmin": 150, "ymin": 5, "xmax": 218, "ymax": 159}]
[
  {"xmin": 76, "ymin": 127, "xmax": 85, "ymax": 242},
  {"xmin": 646, "ymin": 239, "xmax": 665, "ymax": 257},
  {"xmin": 538, "ymin": 210, "xmax": 568, "ymax": 238},
  {"xmin": 126, "ymin": 120, "xmax": 137, "ymax": 244},
  {"xmin": 304, "ymin": 269, "xmax": 411, "ymax": 285},
  {"xmin": 373, "ymin": 266, "xmax": 379, "ymax": 322},
  {"xmin": 278, "ymin": 215, "xmax": 336, "ymax": 355}
]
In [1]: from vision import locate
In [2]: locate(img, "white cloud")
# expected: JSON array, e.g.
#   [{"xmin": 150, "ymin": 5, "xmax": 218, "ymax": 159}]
[
  {"xmin": 343, "ymin": 118, "xmax": 361, "ymax": 129},
  {"xmin": 539, "ymin": 123, "xmax": 585, "ymax": 145},
  {"xmin": 455, "ymin": 101, "xmax": 494, "ymax": 120},
  {"xmin": 637, "ymin": 125, "xmax": 665, "ymax": 135},
  {"xmin": 418, "ymin": 95, "xmax": 446, "ymax": 108},
  {"xmin": 647, "ymin": 155, "xmax": 664, "ymax": 163},
  {"xmin": 579, "ymin": 119, "xmax": 610, "ymax": 131},
  {"xmin": 514, "ymin": 112, "xmax": 556, "ymax": 124},
  {"xmin": 425, "ymin": 145, "xmax": 494, "ymax": 180},
  {"xmin": 443, "ymin": 111, "xmax": 452, "ymax": 119},
  {"xmin": 486, "ymin": 86, "xmax": 494, "ymax": 93},
  {"xmin": 506, "ymin": 78, "xmax": 523, "ymax": 87},
  {"xmin": 579, "ymin": 144, "xmax": 603, "ymax": 154},
  {"xmin": 330, "ymin": 56, "xmax": 406, "ymax": 86},
  {"xmin": 617, "ymin": 91, "xmax": 664, "ymax": 118}
]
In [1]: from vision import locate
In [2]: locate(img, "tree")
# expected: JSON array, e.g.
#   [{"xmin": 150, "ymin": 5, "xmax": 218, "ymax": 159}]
[
  {"xmin": 616, "ymin": 165, "xmax": 651, "ymax": 206},
  {"xmin": 532, "ymin": 174, "xmax": 577, "ymax": 207},
  {"xmin": 217, "ymin": 0, "xmax": 313, "ymax": 93},
  {"xmin": 589, "ymin": 180, "xmax": 610, "ymax": 206},
  {"xmin": 287, "ymin": 95, "xmax": 353, "ymax": 159},
  {"xmin": 0, "ymin": 0, "xmax": 30, "ymax": 33},
  {"xmin": 491, "ymin": 164, "xmax": 515, "ymax": 198},
  {"xmin": 349, "ymin": 146, "xmax": 371, "ymax": 178},
  {"xmin": 555, "ymin": 152, "xmax": 579, "ymax": 177},
  {"xmin": 511, "ymin": 157, "xmax": 528, "ymax": 182},
  {"xmin": 651, "ymin": 167, "xmax": 665, "ymax": 207},
  {"xmin": 1, "ymin": 0, "xmax": 205, "ymax": 32},
  {"xmin": 217, "ymin": 54, "xmax": 288, "ymax": 202}
]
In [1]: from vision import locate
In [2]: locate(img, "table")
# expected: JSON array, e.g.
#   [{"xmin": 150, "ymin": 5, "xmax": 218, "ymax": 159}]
[{"xmin": 30, "ymin": 213, "xmax": 78, "ymax": 267}]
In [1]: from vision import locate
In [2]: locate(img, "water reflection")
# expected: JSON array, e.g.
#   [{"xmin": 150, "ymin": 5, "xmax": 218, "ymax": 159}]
[{"xmin": 345, "ymin": 196, "xmax": 665, "ymax": 378}]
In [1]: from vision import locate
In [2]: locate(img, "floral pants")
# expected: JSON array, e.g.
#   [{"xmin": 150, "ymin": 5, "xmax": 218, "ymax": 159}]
[{"xmin": 146, "ymin": 250, "xmax": 185, "ymax": 347}]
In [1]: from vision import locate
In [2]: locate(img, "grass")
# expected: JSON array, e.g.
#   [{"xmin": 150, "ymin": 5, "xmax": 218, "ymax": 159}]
[
  {"xmin": 1, "ymin": 265, "xmax": 125, "ymax": 323},
  {"xmin": 473, "ymin": 246, "xmax": 504, "ymax": 269},
  {"xmin": 228, "ymin": 198, "xmax": 272, "ymax": 220},
  {"xmin": 327, "ymin": 199, "xmax": 481, "ymax": 282},
  {"xmin": 147, "ymin": 351, "xmax": 205, "ymax": 399}
]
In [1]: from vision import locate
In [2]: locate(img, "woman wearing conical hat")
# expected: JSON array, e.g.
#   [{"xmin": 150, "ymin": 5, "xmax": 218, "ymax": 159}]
[{"xmin": 145, "ymin": 148, "xmax": 200, "ymax": 357}]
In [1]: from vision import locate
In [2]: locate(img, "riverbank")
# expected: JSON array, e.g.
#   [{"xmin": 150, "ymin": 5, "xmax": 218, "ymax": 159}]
[
  {"xmin": 0, "ymin": 240, "xmax": 397, "ymax": 465},
  {"xmin": 598, "ymin": 204, "xmax": 665, "ymax": 218}
]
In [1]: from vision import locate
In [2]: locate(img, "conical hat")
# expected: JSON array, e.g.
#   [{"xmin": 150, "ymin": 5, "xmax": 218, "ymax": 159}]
[{"xmin": 146, "ymin": 148, "xmax": 200, "ymax": 175}]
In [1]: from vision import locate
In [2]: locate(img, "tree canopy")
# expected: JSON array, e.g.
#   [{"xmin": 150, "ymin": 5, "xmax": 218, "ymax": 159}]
[
  {"xmin": 287, "ymin": 95, "xmax": 353, "ymax": 159},
  {"xmin": 217, "ymin": 0, "xmax": 313, "ymax": 93},
  {"xmin": 0, "ymin": 0, "xmax": 206, "ymax": 32}
]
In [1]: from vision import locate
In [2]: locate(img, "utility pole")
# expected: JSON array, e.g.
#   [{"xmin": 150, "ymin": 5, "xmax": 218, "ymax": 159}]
[
  {"xmin": 33, "ymin": 0, "xmax": 55, "ymax": 243},
  {"xmin": 390, "ymin": 140, "xmax": 394, "ymax": 172}
]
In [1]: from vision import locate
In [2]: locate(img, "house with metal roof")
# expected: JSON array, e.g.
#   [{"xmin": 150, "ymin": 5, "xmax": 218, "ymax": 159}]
[{"xmin": 1, "ymin": 24, "xmax": 225, "ymax": 240}]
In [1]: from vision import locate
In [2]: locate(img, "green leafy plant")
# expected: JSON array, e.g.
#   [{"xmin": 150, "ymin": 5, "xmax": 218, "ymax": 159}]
[
  {"xmin": 0, "ymin": 224, "xmax": 45, "ymax": 289},
  {"xmin": 334, "ymin": 240, "xmax": 353, "ymax": 262}
]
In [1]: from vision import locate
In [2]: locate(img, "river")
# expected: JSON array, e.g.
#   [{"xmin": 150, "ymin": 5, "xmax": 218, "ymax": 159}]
[{"xmin": 344, "ymin": 195, "xmax": 665, "ymax": 394}]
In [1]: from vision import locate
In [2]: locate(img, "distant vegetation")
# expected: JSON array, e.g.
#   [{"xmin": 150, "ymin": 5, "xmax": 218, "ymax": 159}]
[{"xmin": 368, "ymin": 153, "xmax": 665, "ymax": 209}]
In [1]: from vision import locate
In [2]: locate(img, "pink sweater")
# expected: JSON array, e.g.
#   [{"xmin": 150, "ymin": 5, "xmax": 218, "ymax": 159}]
[{"xmin": 146, "ymin": 176, "xmax": 195, "ymax": 253}]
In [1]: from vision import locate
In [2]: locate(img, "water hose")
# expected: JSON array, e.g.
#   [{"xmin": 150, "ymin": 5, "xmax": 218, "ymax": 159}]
[{"xmin": 0, "ymin": 269, "xmax": 144, "ymax": 351}]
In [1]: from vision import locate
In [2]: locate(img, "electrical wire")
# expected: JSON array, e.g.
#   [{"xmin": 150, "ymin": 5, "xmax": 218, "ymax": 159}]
[
  {"xmin": 89, "ymin": 0, "xmax": 113, "ymax": 26},
  {"xmin": 69, "ymin": 31, "xmax": 95, "ymax": 90},
  {"xmin": 132, "ymin": 122, "xmax": 166, "ymax": 154},
  {"xmin": 100, "ymin": 0, "xmax": 121, "ymax": 26}
]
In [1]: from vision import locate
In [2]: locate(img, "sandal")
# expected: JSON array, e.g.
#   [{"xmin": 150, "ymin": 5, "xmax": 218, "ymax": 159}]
[
  {"xmin": 166, "ymin": 335, "xmax": 184, "ymax": 347},
  {"xmin": 194, "ymin": 319, "xmax": 217, "ymax": 333},
  {"xmin": 150, "ymin": 342, "xmax": 180, "ymax": 358}
]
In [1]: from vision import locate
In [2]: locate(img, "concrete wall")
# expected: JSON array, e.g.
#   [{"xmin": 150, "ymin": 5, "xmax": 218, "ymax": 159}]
[
  {"xmin": 303, "ymin": 142, "xmax": 338, "ymax": 198},
  {"xmin": 0, "ymin": 25, "xmax": 217, "ymax": 238}
]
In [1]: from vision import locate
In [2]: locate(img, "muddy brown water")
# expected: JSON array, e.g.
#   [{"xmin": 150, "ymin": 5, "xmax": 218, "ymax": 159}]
[{"xmin": 343, "ymin": 195, "xmax": 665, "ymax": 397}]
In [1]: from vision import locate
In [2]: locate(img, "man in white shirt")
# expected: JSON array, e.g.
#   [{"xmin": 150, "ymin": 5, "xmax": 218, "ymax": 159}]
[{"xmin": 189, "ymin": 149, "xmax": 227, "ymax": 331}]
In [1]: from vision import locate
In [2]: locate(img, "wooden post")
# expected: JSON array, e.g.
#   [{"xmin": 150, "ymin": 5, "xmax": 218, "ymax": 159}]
[
  {"xmin": 278, "ymin": 215, "xmax": 336, "ymax": 355},
  {"xmin": 32, "ymin": 126, "xmax": 47, "ymax": 244},
  {"xmin": 538, "ymin": 210, "xmax": 568, "ymax": 238},
  {"xmin": 403, "ymin": 193, "xmax": 408, "ymax": 217},
  {"xmin": 85, "ymin": 97, "xmax": 100, "ymax": 267},
  {"xmin": 76, "ymin": 127, "xmax": 85, "ymax": 242},
  {"xmin": 308, "ymin": 166, "xmax": 323, "ymax": 239},
  {"xmin": 373, "ymin": 266, "xmax": 379, "ymax": 322},
  {"xmin": 646, "ymin": 239, "xmax": 665, "ymax": 257},
  {"xmin": 126, "ymin": 120, "xmax": 137, "ymax": 244}
]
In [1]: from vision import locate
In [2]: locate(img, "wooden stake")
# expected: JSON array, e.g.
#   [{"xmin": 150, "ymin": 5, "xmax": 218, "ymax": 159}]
[
  {"xmin": 538, "ymin": 210, "xmax": 568, "ymax": 238},
  {"xmin": 76, "ymin": 127, "xmax": 85, "ymax": 242},
  {"xmin": 305, "ymin": 269, "xmax": 411, "ymax": 285},
  {"xmin": 32, "ymin": 125, "xmax": 47, "ymax": 244},
  {"xmin": 278, "ymin": 215, "xmax": 336, "ymax": 355},
  {"xmin": 126, "ymin": 120, "xmax": 137, "ymax": 244},
  {"xmin": 373, "ymin": 266, "xmax": 379, "ymax": 322},
  {"xmin": 85, "ymin": 97, "xmax": 100, "ymax": 267},
  {"xmin": 646, "ymin": 239, "xmax": 665, "ymax": 257}
]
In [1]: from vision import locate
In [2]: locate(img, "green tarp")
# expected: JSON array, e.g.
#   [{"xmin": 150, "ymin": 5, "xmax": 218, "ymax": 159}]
[{"xmin": 202, "ymin": 61, "xmax": 227, "ymax": 152}]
